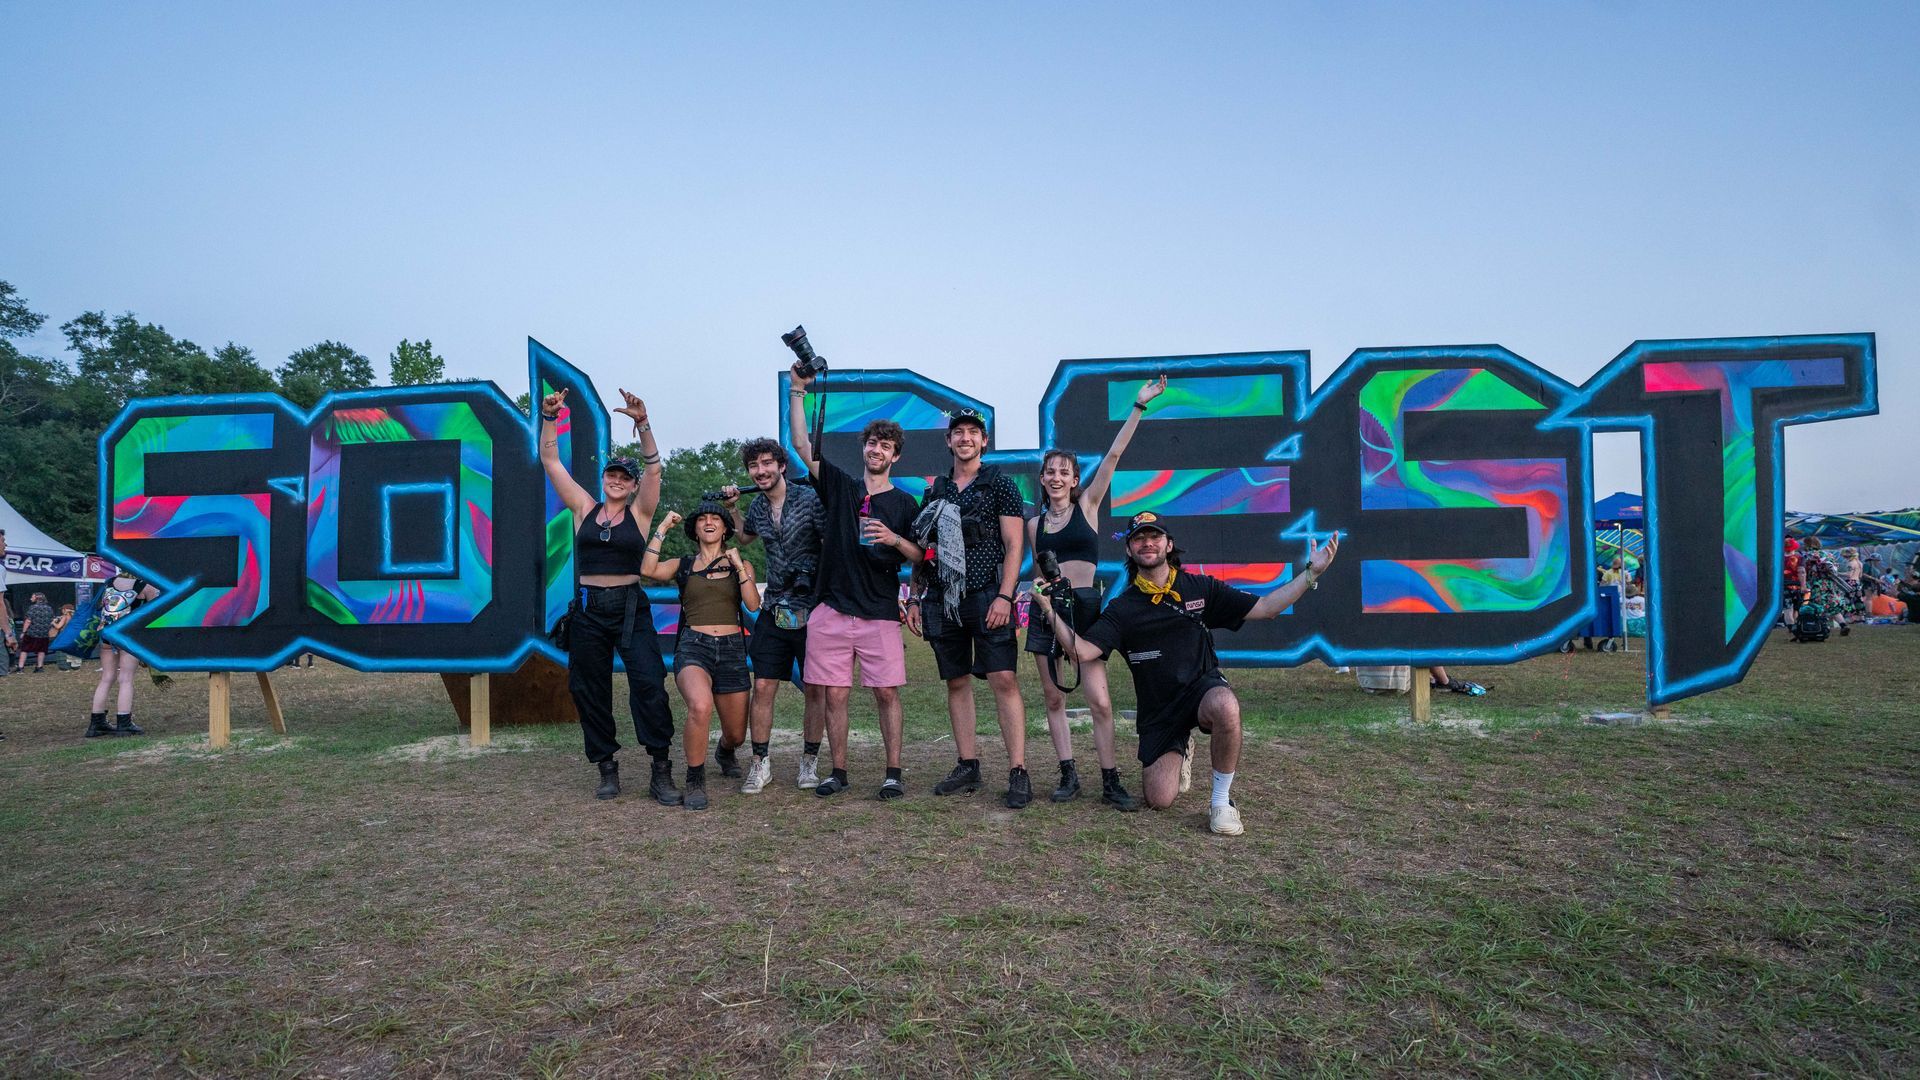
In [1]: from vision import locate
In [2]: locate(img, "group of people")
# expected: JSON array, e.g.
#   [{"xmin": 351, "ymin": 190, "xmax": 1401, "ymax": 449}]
[
  {"xmin": 1784, "ymin": 536, "xmax": 1920, "ymax": 631},
  {"xmin": 540, "ymin": 364, "xmax": 1339, "ymax": 836}
]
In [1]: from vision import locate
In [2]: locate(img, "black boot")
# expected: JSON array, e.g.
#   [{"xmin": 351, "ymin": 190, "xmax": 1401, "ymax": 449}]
[
  {"xmin": 1051, "ymin": 760, "xmax": 1081, "ymax": 802},
  {"xmin": 683, "ymin": 764, "xmax": 709, "ymax": 811},
  {"xmin": 84, "ymin": 711, "xmax": 117, "ymax": 739},
  {"xmin": 113, "ymin": 713, "xmax": 143, "ymax": 736},
  {"xmin": 1101, "ymin": 768, "xmax": 1142, "ymax": 812},
  {"xmin": 595, "ymin": 760, "xmax": 620, "ymax": 800},
  {"xmin": 715, "ymin": 745, "xmax": 742, "ymax": 778},
  {"xmin": 933, "ymin": 758, "xmax": 982, "ymax": 796},
  {"xmin": 649, "ymin": 758, "xmax": 683, "ymax": 806},
  {"xmin": 1006, "ymin": 766, "xmax": 1033, "ymax": 810}
]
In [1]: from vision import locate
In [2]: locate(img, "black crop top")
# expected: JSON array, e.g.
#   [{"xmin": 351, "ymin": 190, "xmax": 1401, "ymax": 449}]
[
  {"xmin": 1034, "ymin": 504, "xmax": 1100, "ymax": 565},
  {"xmin": 575, "ymin": 503, "xmax": 646, "ymax": 577}
]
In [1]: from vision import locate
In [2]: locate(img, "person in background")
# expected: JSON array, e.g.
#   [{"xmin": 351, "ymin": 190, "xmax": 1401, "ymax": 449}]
[
  {"xmin": 0, "ymin": 530, "xmax": 14, "ymax": 673},
  {"xmin": 1800, "ymin": 537, "xmax": 1855, "ymax": 636},
  {"xmin": 13, "ymin": 592, "xmax": 55, "ymax": 673},
  {"xmin": 1781, "ymin": 537, "xmax": 1805, "ymax": 628},
  {"xmin": 85, "ymin": 571, "xmax": 161, "ymax": 737}
]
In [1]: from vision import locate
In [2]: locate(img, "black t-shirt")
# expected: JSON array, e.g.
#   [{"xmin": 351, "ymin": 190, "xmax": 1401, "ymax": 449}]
[
  {"xmin": 812, "ymin": 455, "xmax": 917, "ymax": 622},
  {"xmin": 923, "ymin": 466, "xmax": 1026, "ymax": 598},
  {"xmin": 1082, "ymin": 570, "xmax": 1259, "ymax": 731}
]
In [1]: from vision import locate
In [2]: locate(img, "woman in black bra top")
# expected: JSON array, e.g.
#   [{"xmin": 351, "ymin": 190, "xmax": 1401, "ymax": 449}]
[
  {"xmin": 539, "ymin": 386, "xmax": 680, "ymax": 805},
  {"xmin": 642, "ymin": 503, "xmax": 760, "ymax": 811},
  {"xmin": 1026, "ymin": 375, "xmax": 1166, "ymax": 809}
]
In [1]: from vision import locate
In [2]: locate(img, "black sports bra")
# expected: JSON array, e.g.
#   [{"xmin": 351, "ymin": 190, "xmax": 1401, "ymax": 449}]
[
  {"xmin": 575, "ymin": 503, "xmax": 646, "ymax": 577},
  {"xmin": 1034, "ymin": 504, "xmax": 1100, "ymax": 565}
]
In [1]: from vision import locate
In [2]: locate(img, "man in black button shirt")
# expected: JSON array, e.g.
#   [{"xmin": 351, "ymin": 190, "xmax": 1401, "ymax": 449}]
[
  {"xmin": 788, "ymin": 362, "xmax": 923, "ymax": 800},
  {"xmin": 907, "ymin": 409, "xmax": 1032, "ymax": 808},
  {"xmin": 1037, "ymin": 512, "xmax": 1340, "ymax": 835}
]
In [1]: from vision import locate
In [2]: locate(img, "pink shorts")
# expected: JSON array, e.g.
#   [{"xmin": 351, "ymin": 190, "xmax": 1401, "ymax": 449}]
[{"xmin": 803, "ymin": 603, "xmax": 907, "ymax": 688}]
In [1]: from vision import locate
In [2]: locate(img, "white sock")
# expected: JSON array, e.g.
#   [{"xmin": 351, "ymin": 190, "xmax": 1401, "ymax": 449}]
[{"xmin": 1210, "ymin": 770, "xmax": 1234, "ymax": 809}]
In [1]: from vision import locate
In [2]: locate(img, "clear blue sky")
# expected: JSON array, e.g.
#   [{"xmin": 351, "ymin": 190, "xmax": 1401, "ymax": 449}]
[{"xmin": 4, "ymin": 2, "xmax": 1914, "ymax": 511}]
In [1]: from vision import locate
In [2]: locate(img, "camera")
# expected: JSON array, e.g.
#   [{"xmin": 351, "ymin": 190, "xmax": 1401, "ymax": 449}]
[
  {"xmin": 781, "ymin": 325, "xmax": 828, "ymax": 377},
  {"xmin": 1037, "ymin": 550, "xmax": 1063, "ymax": 585}
]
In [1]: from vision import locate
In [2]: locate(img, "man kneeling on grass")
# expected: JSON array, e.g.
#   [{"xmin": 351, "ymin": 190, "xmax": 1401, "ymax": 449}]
[{"xmin": 1034, "ymin": 512, "xmax": 1340, "ymax": 835}]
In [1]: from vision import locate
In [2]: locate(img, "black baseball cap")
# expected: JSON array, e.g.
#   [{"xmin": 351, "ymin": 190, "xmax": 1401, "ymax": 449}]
[
  {"xmin": 946, "ymin": 407, "xmax": 987, "ymax": 433},
  {"xmin": 1123, "ymin": 512, "xmax": 1170, "ymax": 542},
  {"xmin": 603, "ymin": 455, "xmax": 641, "ymax": 479}
]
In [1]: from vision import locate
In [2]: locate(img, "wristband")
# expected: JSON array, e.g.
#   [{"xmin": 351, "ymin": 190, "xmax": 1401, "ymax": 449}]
[
  {"xmin": 541, "ymin": 410, "xmax": 559, "ymax": 421},
  {"xmin": 1132, "ymin": 400, "xmax": 1147, "ymax": 412},
  {"xmin": 995, "ymin": 593, "xmax": 1015, "ymax": 605},
  {"xmin": 789, "ymin": 389, "xmax": 807, "ymax": 397},
  {"xmin": 633, "ymin": 421, "xmax": 651, "ymax": 434}
]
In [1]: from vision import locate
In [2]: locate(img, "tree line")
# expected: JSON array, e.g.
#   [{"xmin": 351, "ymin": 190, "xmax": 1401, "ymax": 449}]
[{"xmin": 0, "ymin": 277, "xmax": 759, "ymax": 572}]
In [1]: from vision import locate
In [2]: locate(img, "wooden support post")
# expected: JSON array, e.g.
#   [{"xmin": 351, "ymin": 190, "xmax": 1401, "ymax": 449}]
[
  {"xmin": 469, "ymin": 672, "xmax": 492, "ymax": 747},
  {"xmin": 255, "ymin": 673, "xmax": 288, "ymax": 734},
  {"xmin": 1651, "ymin": 704, "xmax": 1672, "ymax": 720},
  {"xmin": 1410, "ymin": 672, "xmax": 1431, "ymax": 724},
  {"xmin": 208, "ymin": 672, "xmax": 232, "ymax": 748}
]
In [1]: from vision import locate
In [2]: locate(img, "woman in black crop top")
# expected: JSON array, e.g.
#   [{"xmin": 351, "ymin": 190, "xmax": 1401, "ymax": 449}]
[
  {"xmin": 540, "ymin": 386, "xmax": 681, "ymax": 805},
  {"xmin": 1025, "ymin": 375, "xmax": 1165, "ymax": 808},
  {"xmin": 642, "ymin": 504, "xmax": 760, "ymax": 811}
]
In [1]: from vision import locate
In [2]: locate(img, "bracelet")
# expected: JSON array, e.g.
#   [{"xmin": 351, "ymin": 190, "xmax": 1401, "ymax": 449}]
[
  {"xmin": 789, "ymin": 389, "xmax": 807, "ymax": 397},
  {"xmin": 642, "ymin": 454, "xmax": 662, "ymax": 466},
  {"xmin": 645, "ymin": 546, "xmax": 660, "ymax": 555},
  {"xmin": 541, "ymin": 411, "xmax": 559, "ymax": 421},
  {"xmin": 633, "ymin": 421, "xmax": 651, "ymax": 434},
  {"xmin": 906, "ymin": 598, "xmax": 921, "ymax": 607},
  {"xmin": 1132, "ymin": 400, "xmax": 1147, "ymax": 412},
  {"xmin": 995, "ymin": 593, "xmax": 1015, "ymax": 604}
]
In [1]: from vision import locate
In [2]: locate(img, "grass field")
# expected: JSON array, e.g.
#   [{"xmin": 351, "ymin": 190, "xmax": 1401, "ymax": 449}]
[{"xmin": 1, "ymin": 626, "xmax": 1915, "ymax": 1077}]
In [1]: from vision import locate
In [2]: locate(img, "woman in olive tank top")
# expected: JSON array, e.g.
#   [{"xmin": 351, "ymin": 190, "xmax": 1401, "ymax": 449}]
[{"xmin": 643, "ymin": 503, "xmax": 760, "ymax": 811}]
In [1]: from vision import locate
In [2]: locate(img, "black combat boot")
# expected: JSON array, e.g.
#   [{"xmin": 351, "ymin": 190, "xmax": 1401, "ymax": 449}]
[
  {"xmin": 113, "ymin": 713, "xmax": 143, "ymax": 736},
  {"xmin": 84, "ymin": 712, "xmax": 117, "ymax": 739},
  {"xmin": 1101, "ymin": 768, "xmax": 1142, "ymax": 812},
  {"xmin": 683, "ymin": 763, "xmax": 709, "ymax": 811},
  {"xmin": 595, "ymin": 760, "xmax": 620, "ymax": 800},
  {"xmin": 933, "ymin": 758, "xmax": 982, "ymax": 796},
  {"xmin": 649, "ymin": 758, "xmax": 683, "ymax": 806},
  {"xmin": 1051, "ymin": 760, "xmax": 1081, "ymax": 802},
  {"xmin": 1006, "ymin": 766, "xmax": 1033, "ymax": 810},
  {"xmin": 715, "ymin": 744, "xmax": 742, "ymax": 778}
]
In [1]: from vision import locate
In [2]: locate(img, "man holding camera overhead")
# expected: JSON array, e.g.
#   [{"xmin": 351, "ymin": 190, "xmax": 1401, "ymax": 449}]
[{"xmin": 786, "ymin": 357, "xmax": 922, "ymax": 800}]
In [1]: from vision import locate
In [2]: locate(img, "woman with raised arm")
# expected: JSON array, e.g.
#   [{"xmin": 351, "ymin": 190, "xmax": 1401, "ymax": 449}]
[
  {"xmin": 642, "ymin": 504, "xmax": 760, "ymax": 811},
  {"xmin": 1026, "ymin": 375, "xmax": 1167, "ymax": 809},
  {"xmin": 539, "ymin": 386, "xmax": 679, "ymax": 804}
]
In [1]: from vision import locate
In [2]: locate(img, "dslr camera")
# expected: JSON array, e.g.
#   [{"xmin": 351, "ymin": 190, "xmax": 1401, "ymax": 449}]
[{"xmin": 781, "ymin": 325, "xmax": 829, "ymax": 377}]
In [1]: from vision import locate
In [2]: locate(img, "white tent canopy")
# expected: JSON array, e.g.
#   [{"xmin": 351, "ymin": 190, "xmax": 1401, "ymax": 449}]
[{"xmin": 1, "ymin": 490, "xmax": 94, "ymax": 583}]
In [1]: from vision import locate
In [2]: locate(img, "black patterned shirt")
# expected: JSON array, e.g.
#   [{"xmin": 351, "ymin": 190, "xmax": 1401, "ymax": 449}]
[{"xmin": 741, "ymin": 480, "xmax": 825, "ymax": 605}]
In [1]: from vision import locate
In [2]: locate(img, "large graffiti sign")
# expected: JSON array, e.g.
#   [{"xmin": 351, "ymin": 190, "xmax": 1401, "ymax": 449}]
[{"xmin": 98, "ymin": 334, "xmax": 1873, "ymax": 704}]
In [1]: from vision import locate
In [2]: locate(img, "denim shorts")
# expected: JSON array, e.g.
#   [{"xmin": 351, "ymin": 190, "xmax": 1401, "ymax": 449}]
[{"xmin": 674, "ymin": 629, "xmax": 751, "ymax": 695}]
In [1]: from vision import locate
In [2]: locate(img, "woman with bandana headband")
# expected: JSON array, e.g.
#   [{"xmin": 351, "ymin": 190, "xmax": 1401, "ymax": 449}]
[{"xmin": 540, "ymin": 387, "xmax": 680, "ymax": 804}]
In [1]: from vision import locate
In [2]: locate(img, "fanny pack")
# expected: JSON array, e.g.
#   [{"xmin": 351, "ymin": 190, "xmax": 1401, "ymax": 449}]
[{"xmin": 771, "ymin": 596, "xmax": 811, "ymax": 630}]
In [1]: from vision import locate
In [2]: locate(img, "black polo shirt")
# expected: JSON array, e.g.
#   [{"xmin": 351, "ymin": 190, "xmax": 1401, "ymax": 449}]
[{"xmin": 1082, "ymin": 570, "xmax": 1259, "ymax": 732}]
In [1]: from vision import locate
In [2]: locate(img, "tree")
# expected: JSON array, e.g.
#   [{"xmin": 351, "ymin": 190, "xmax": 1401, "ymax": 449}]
[
  {"xmin": 0, "ymin": 281, "xmax": 60, "ymax": 421},
  {"xmin": 0, "ymin": 280, "xmax": 46, "ymax": 339},
  {"xmin": 389, "ymin": 337, "xmax": 446, "ymax": 386},
  {"xmin": 610, "ymin": 437, "xmax": 765, "ymax": 574},
  {"xmin": 279, "ymin": 340, "xmax": 375, "ymax": 409}
]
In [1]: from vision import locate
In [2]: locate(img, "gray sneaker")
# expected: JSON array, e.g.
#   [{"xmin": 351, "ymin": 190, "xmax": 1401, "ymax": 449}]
[
  {"xmin": 741, "ymin": 755, "xmax": 772, "ymax": 794},
  {"xmin": 796, "ymin": 753, "xmax": 820, "ymax": 790}
]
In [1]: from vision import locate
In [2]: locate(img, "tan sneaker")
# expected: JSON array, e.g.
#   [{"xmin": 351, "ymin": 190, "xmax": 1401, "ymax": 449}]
[
  {"xmin": 1209, "ymin": 802, "xmax": 1244, "ymax": 836},
  {"xmin": 741, "ymin": 755, "xmax": 772, "ymax": 794},
  {"xmin": 1178, "ymin": 735, "xmax": 1194, "ymax": 793}
]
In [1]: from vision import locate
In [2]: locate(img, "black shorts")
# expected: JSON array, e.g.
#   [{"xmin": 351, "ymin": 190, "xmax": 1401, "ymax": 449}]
[
  {"xmin": 1137, "ymin": 672, "xmax": 1231, "ymax": 766},
  {"xmin": 922, "ymin": 589, "xmax": 1020, "ymax": 681},
  {"xmin": 1025, "ymin": 587, "xmax": 1103, "ymax": 656},
  {"xmin": 747, "ymin": 606, "xmax": 808, "ymax": 683},
  {"xmin": 674, "ymin": 629, "xmax": 751, "ymax": 695}
]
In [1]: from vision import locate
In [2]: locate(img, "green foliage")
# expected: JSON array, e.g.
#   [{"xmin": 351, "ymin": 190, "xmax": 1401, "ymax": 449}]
[
  {"xmin": 613, "ymin": 436, "xmax": 765, "ymax": 573},
  {"xmin": 59, "ymin": 311, "xmax": 276, "ymax": 421},
  {"xmin": 278, "ymin": 339, "xmax": 375, "ymax": 408},
  {"xmin": 388, "ymin": 337, "xmax": 446, "ymax": 386}
]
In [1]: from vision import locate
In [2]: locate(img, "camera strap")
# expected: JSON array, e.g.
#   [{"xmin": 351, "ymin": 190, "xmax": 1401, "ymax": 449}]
[{"xmin": 1043, "ymin": 588, "xmax": 1083, "ymax": 694}]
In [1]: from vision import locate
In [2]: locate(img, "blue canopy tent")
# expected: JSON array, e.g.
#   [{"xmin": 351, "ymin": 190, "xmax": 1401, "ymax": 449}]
[{"xmin": 1593, "ymin": 491, "xmax": 1646, "ymax": 562}]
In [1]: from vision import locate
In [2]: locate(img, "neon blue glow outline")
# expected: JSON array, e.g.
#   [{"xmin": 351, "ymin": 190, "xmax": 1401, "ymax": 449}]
[
  {"xmin": 1540, "ymin": 333, "xmax": 1876, "ymax": 704},
  {"xmin": 777, "ymin": 368, "xmax": 992, "ymax": 481},
  {"xmin": 266, "ymin": 475, "xmax": 305, "ymax": 502},
  {"xmin": 527, "ymin": 337, "xmax": 617, "ymax": 667},
  {"xmin": 378, "ymin": 481, "xmax": 456, "ymax": 576}
]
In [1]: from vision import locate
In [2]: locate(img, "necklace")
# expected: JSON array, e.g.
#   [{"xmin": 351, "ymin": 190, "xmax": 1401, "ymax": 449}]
[{"xmin": 1043, "ymin": 502, "xmax": 1072, "ymax": 527}]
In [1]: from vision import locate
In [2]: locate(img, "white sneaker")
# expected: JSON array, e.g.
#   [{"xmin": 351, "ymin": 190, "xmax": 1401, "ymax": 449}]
[
  {"xmin": 741, "ymin": 755, "xmax": 771, "ymax": 794},
  {"xmin": 1178, "ymin": 736, "xmax": 1194, "ymax": 793},
  {"xmin": 796, "ymin": 754, "xmax": 820, "ymax": 790},
  {"xmin": 1209, "ymin": 802, "xmax": 1244, "ymax": 836}
]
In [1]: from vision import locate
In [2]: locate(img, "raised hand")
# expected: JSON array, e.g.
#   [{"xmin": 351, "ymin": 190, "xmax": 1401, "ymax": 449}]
[
  {"xmin": 541, "ymin": 388, "xmax": 569, "ymax": 418},
  {"xmin": 659, "ymin": 510, "xmax": 683, "ymax": 533},
  {"xmin": 614, "ymin": 389, "xmax": 648, "ymax": 431},
  {"xmin": 720, "ymin": 484, "xmax": 742, "ymax": 506},
  {"xmin": 790, "ymin": 360, "xmax": 815, "ymax": 392},
  {"xmin": 1136, "ymin": 374, "xmax": 1169, "ymax": 407},
  {"xmin": 1308, "ymin": 533, "xmax": 1341, "ymax": 575}
]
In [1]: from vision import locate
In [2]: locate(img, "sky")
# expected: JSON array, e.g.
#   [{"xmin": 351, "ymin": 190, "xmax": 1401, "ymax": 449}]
[{"xmin": 3, "ymin": 1, "xmax": 1915, "ymax": 512}]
